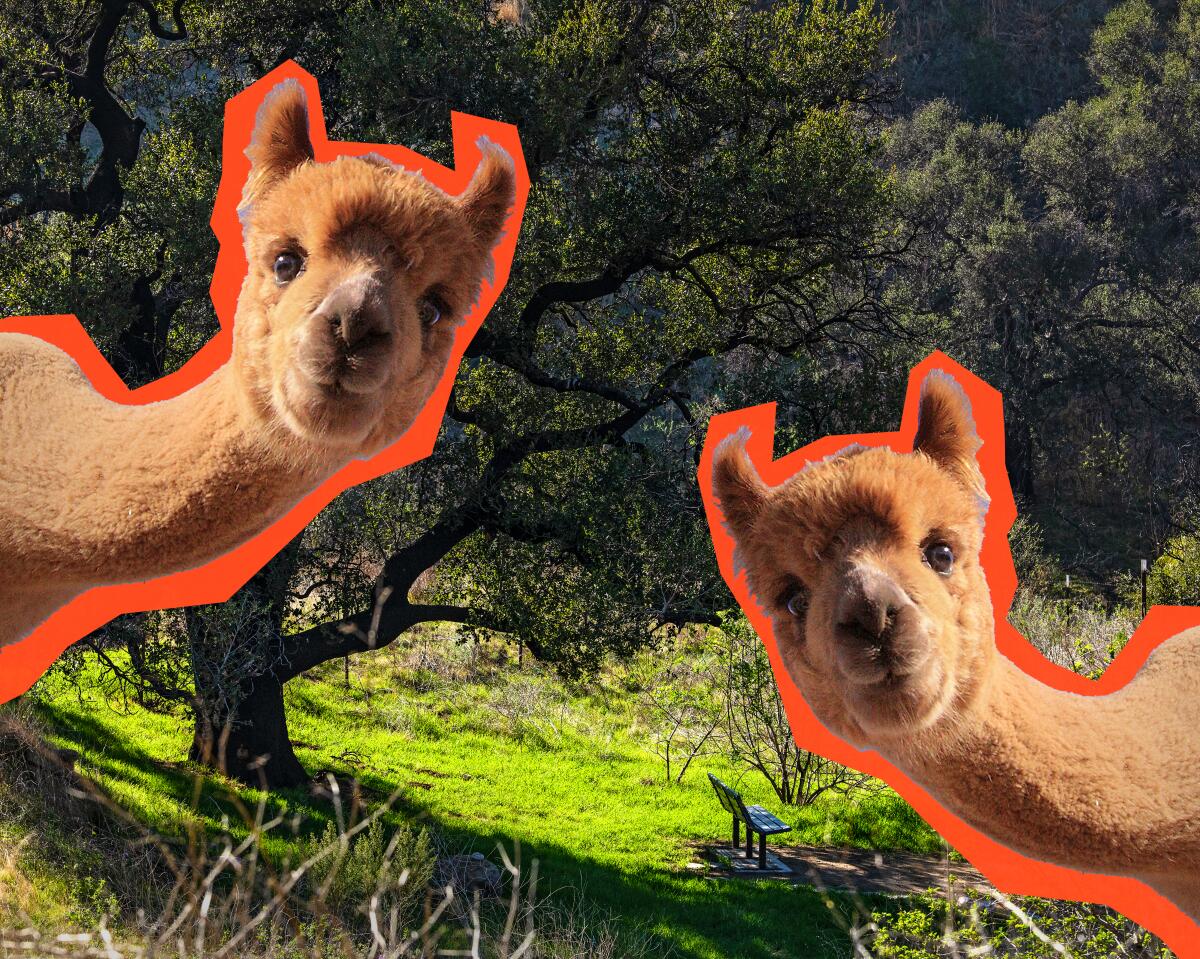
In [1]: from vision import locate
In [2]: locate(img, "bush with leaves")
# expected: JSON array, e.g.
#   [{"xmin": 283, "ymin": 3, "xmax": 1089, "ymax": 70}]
[
  {"xmin": 304, "ymin": 817, "xmax": 435, "ymax": 926},
  {"xmin": 1008, "ymin": 590, "xmax": 1137, "ymax": 678},
  {"xmin": 485, "ymin": 673, "xmax": 579, "ymax": 747},
  {"xmin": 637, "ymin": 636, "xmax": 724, "ymax": 784},
  {"xmin": 862, "ymin": 884, "xmax": 1171, "ymax": 958},
  {"xmin": 1145, "ymin": 533, "xmax": 1200, "ymax": 608},
  {"xmin": 1006, "ymin": 515, "xmax": 1071, "ymax": 598}
]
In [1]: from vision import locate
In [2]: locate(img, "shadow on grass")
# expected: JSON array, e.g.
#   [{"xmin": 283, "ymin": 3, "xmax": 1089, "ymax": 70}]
[{"xmin": 34, "ymin": 702, "xmax": 876, "ymax": 959}]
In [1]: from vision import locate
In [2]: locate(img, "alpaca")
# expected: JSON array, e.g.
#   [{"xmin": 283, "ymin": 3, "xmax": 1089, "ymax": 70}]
[
  {"xmin": 712, "ymin": 372, "xmax": 1200, "ymax": 918},
  {"xmin": 0, "ymin": 80, "xmax": 515, "ymax": 648}
]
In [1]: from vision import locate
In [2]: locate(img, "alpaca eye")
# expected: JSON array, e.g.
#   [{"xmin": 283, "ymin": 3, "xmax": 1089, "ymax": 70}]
[
  {"xmin": 778, "ymin": 580, "xmax": 808, "ymax": 617},
  {"xmin": 273, "ymin": 251, "xmax": 303, "ymax": 285},
  {"xmin": 418, "ymin": 297, "xmax": 441, "ymax": 328},
  {"xmin": 924, "ymin": 542, "xmax": 955, "ymax": 575}
]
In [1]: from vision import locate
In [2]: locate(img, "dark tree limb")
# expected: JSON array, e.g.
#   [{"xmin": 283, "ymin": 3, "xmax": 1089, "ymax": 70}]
[
  {"xmin": 1, "ymin": 0, "xmax": 188, "ymax": 231},
  {"xmin": 131, "ymin": 0, "xmax": 188, "ymax": 40},
  {"xmin": 277, "ymin": 398, "xmax": 661, "ymax": 680},
  {"xmin": 112, "ymin": 239, "xmax": 180, "ymax": 382}
]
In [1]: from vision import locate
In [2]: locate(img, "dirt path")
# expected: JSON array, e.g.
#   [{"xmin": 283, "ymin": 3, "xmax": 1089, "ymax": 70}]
[
  {"xmin": 779, "ymin": 844, "xmax": 991, "ymax": 896},
  {"xmin": 694, "ymin": 842, "xmax": 992, "ymax": 896}
]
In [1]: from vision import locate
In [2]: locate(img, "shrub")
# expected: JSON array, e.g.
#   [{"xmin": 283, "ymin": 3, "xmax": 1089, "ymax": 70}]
[
  {"xmin": 485, "ymin": 674, "xmax": 579, "ymax": 747},
  {"xmin": 511, "ymin": 894, "xmax": 666, "ymax": 958},
  {"xmin": 718, "ymin": 616, "xmax": 877, "ymax": 806},
  {"xmin": 1007, "ymin": 515, "xmax": 1069, "ymax": 596},
  {"xmin": 1146, "ymin": 533, "xmax": 1200, "ymax": 607},
  {"xmin": 862, "ymin": 885, "xmax": 1171, "ymax": 958},
  {"xmin": 637, "ymin": 634, "xmax": 724, "ymax": 784},
  {"xmin": 304, "ymin": 816, "xmax": 435, "ymax": 924},
  {"xmin": 1008, "ymin": 590, "xmax": 1136, "ymax": 677}
]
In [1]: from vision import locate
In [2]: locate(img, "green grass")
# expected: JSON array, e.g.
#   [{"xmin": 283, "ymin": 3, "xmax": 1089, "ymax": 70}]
[
  {"xmin": 0, "ymin": 817, "xmax": 120, "ymax": 930},
  {"xmin": 7, "ymin": 634, "xmax": 945, "ymax": 958}
]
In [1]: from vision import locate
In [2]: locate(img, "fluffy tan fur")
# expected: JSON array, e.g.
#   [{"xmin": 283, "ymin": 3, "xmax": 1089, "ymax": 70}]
[
  {"xmin": 0, "ymin": 81, "xmax": 514, "ymax": 647},
  {"xmin": 713, "ymin": 373, "xmax": 1200, "ymax": 916}
]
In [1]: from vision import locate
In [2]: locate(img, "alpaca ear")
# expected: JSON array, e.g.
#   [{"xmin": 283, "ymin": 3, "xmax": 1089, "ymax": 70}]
[
  {"xmin": 913, "ymin": 372, "xmax": 987, "ymax": 502},
  {"xmin": 712, "ymin": 430, "xmax": 770, "ymax": 544},
  {"xmin": 241, "ymin": 80, "xmax": 315, "ymax": 211},
  {"xmin": 457, "ymin": 139, "xmax": 516, "ymax": 246}
]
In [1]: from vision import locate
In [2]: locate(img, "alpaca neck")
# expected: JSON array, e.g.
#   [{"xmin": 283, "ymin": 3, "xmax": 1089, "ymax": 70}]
[
  {"xmin": 56, "ymin": 365, "xmax": 339, "ymax": 584},
  {"xmin": 891, "ymin": 654, "xmax": 1194, "ymax": 876}
]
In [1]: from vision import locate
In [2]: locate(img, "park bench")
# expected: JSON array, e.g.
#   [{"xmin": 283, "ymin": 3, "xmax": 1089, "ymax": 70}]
[{"xmin": 708, "ymin": 772, "xmax": 792, "ymax": 869}]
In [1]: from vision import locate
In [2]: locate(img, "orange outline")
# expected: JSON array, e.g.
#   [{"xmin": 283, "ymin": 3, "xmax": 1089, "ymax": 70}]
[
  {"xmin": 0, "ymin": 61, "xmax": 528, "ymax": 703},
  {"xmin": 699, "ymin": 350, "xmax": 1200, "ymax": 952}
]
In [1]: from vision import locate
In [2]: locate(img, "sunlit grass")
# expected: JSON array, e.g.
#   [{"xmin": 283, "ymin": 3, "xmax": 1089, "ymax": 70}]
[{"xmin": 11, "ymin": 632, "xmax": 942, "ymax": 958}]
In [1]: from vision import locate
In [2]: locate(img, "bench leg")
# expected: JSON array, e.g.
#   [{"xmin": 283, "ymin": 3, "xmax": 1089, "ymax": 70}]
[
  {"xmin": 733, "ymin": 817, "xmax": 739, "ymax": 852},
  {"xmin": 745, "ymin": 827, "xmax": 753, "ymax": 859},
  {"xmin": 758, "ymin": 832, "xmax": 766, "ymax": 869}
]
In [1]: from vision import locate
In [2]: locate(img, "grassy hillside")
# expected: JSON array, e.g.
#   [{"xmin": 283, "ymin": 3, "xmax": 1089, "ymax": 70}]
[{"xmin": 1, "ymin": 632, "xmax": 942, "ymax": 958}]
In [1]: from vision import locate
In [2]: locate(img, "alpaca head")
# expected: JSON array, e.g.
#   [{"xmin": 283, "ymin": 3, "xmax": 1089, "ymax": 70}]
[
  {"xmin": 232, "ymin": 81, "xmax": 514, "ymax": 454},
  {"xmin": 713, "ymin": 373, "xmax": 997, "ymax": 751}
]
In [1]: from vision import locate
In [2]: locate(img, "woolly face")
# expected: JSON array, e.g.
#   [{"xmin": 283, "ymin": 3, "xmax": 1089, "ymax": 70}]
[
  {"xmin": 712, "ymin": 375, "xmax": 996, "ymax": 750},
  {"xmin": 233, "ymin": 81, "xmax": 514, "ymax": 454}
]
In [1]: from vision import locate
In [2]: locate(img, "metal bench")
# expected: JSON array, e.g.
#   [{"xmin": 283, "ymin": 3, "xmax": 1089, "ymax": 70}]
[{"xmin": 708, "ymin": 772, "xmax": 792, "ymax": 869}]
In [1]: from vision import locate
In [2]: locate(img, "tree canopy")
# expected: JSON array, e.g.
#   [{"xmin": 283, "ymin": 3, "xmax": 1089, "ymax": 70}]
[{"xmin": 5, "ymin": 0, "xmax": 1198, "ymax": 785}]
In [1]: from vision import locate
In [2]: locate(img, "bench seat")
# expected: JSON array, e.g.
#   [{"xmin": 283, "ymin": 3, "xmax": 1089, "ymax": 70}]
[
  {"xmin": 708, "ymin": 773, "xmax": 792, "ymax": 869},
  {"xmin": 743, "ymin": 804, "xmax": 791, "ymax": 836}
]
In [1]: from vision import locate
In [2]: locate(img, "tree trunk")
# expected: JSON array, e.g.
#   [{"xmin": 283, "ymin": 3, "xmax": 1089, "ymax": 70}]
[
  {"xmin": 188, "ymin": 538, "xmax": 307, "ymax": 789},
  {"xmin": 1004, "ymin": 403, "xmax": 1036, "ymax": 503},
  {"xmin": 189, "ymin": 669, "xmax": 308, "ymax": 788},
  {"xmin": 112, "ymin": 269, "xmax": 169, "ymax": 386}
]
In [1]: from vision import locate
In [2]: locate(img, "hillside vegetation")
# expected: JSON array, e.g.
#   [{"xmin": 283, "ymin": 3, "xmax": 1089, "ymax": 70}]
[
  {"xmin": 0, "ymin": 0, "xmax": 1197, "ymax": 956},
  {"xmin": 4, "ymin": 631, "xmax": 938, "ymax": 958}
]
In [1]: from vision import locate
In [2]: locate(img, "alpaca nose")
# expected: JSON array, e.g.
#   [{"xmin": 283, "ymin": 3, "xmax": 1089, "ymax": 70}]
[
  {"xmin": 314, "ymin": 274, "xmax": 390, "ymax": 350},
  {"xmin": 335, "ymin": 307, "xmax": 389, "ymax": 350},
  {"xmin": 836, "ymin": 569, "xmax": 907, "ymax": 644},
  {"xmin": 840, "ymin": 594, "xmax": 898, "ymax": 642}
]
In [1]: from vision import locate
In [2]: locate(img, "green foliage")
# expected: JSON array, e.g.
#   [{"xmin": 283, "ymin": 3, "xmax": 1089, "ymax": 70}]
[
  {"xmin": 24, "ymin": 642, "xmax": 944, "ymax": 957},
  {"xmin": 1008, "ymin": 589, "xmax": 1136, "ymax": 677},
  {"xmin": 881, "ymin": 0, "xmax": 1200, "ymax": 570},
  {"xmin": 0, "ymin": 3, "xmax": 228, "ymax": 375},
  {"xmin": 64, "ymin": 872, "xmax": 120, "ymax": 928},
  {"xmin": 1006, "ymin": 515, "xmax": 1068, "ymax": 595},
  {"xmin": 1146, "ymin": 533, "xmax": 1200, "ymax": 606},
  {"xmin": 1088, "ymin": 0, "xmax": 1164, "ymax": 89},
  {"xmin": 304, "ymin": 817, "xmax": 434, "ymax": 923},
  {"xmin": 866, "ymin": 885, "xmax": 1172, "ymax": 958}
]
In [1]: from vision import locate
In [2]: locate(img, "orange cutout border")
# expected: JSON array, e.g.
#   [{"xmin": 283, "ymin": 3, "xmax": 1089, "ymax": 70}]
[
  {"xmin": 699, "ymin": 350, "xmax": 1200, "ymax": 952},
  {"xmin": 0, "ymin": 61, "xmax": 528, "ymax": 703}
]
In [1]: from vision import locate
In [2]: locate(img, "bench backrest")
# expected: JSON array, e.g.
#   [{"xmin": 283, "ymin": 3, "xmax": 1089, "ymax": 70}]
[{"xmin": 708, "ymin": 773, "xmax": 750, "ymax": 820}]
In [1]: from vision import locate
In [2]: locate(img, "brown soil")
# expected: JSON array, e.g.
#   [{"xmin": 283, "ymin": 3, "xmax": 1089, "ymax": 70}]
[{"xmin": 694, "ymin": 842, "xmax": 992, "ymax": 896}]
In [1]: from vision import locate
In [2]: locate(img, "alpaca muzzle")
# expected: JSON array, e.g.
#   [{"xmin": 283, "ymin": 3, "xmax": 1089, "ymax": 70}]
[
  {"xmin": 833, "ymin": 562, "xmax": 928, "ymax": 685},
  {"xmin": 301, "ymin": 273, "xmax": 393, "ymax": 394}
]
